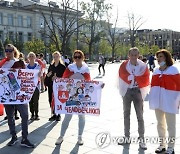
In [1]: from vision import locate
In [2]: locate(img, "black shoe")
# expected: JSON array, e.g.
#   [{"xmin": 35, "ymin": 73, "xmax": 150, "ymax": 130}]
[
  {"xmin": 34, "ymin": 116, "xmax": 40, "ymax": 121},
  {"xmin": 7, "ymin": 136, "xmax": 18, "ymax": 146},
  {"xmin": 155, "ymin": 145, "xmax": 166, "ymax": 153},
  {"xmin": 21, "ymin": 138, "xmax": 35, "ymax": 148},
  {"xmin": 4, "ymin": 116, "xmax": 8, "ymax": 120},
  {"xmin": 15, "ymin": 116, "xmax": 20, "ymax": 120},
  {"xmin": 49, "ymin": 115, "xmax": 56, "ymax": 121},
  {"xmin": 56, "ymin": 115, "xmax": 61, "ymax": 121},
  {"xmin": 30, "ymin": 115, "xmax": 34, "ymax": 120}
]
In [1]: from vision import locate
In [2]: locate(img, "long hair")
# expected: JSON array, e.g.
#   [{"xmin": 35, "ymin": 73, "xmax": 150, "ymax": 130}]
[
  {"xmin": 51, "ymin": 51, "xmax": 64, "ymax": 65},
  {"xmin": 6, "ymin": 44, "xmax": 20, "ymax": 58},
  {"xmin": 155, "ymin": 49, "xmax": 174, "ymax": 66}
]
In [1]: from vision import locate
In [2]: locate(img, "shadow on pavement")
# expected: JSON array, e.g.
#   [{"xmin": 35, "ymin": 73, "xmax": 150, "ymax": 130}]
[
  {"xmin": 94, "ymin": 75, "xmax": 103, "ymax": 79},
  {"xmin": 0, "ymin": 122, "xmax": 22, "ymax": 144},
  {"xmin": 0, "ymin": 121, "xmax": 58, "ymax": 154},
  {"xmin": 0, "ymin": 119, "xmax": 8, "ymax": 126},
  {"xmin": 52, "ymin": 144, "xmax": 61, "ymax": 154},
  {"xmin": 70, "ymin": 143, "xmax": 80, "ymax": 154}
]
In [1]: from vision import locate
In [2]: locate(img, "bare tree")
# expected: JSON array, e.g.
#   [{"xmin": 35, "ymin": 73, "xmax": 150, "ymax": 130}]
[
  {"xmin": 39, "ymin": 0, "xmax": 84, "ymax": 55},
  {"xmin": 80, "ymin": 0, "xmax": 111, "ymax": 60},
  {"xmin": 106, "ymin": 10, "xmax": 121, "ymax": 62},
  {"xmin": 127, "ymin": 12, "xmax": 145, "ymax": 47}
]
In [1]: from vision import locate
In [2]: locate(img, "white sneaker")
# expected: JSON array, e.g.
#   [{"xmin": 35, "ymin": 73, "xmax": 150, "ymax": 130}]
[
  {"xmin": 55, "ymin": 137, "xmax": 63, "ymax": 145},
  {"xmin": 139, "ymin": 142, "xmax": 147, "ymax": 150},
  {"xmin": 78, "ymin": 137, "xmax": 84, "ymax": 145}
]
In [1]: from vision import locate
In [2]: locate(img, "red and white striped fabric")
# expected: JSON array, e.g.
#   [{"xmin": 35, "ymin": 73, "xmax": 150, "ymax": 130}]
[
  {"xmin": 118, "ymin": 59, "xmax": 150, "ymax": 100},
  {"xmin": 149, "ymin": 65, "xmax": 180, "ymax": 114},
  {"xmin": 62, "ymin": 62, "xmax": 91, "ymax": 81}
]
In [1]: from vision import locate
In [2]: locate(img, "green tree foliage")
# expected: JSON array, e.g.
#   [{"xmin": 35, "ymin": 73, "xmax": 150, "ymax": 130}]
[
  {"xmin": 80, "ymin": 0, "xmax": 112, "ymax": 60},
  {"xmin": 150, "ymin": 45, "xmax": 160, "ymax": 54},
  {"xmin": 98, "ymin": 39, "xmax": 111, "ymax": 56},
  {"xmin": 24, "ymin": 38, "xmax": 45, "ymax": 54}
]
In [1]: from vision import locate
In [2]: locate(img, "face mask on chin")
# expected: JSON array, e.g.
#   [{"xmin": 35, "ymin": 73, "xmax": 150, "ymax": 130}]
[{"xmin": 159, "ymin": 61, "xmax": 166, "ymax": 67}]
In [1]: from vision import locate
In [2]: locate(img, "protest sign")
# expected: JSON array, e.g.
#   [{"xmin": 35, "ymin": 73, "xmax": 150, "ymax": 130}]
[
  {"xmin": 0, "ymin": 68, "xmax": 39, "ymax": 104},
  {"xmin": 53, "ymin": 78, "xmax": 102, "ymax": 116}
]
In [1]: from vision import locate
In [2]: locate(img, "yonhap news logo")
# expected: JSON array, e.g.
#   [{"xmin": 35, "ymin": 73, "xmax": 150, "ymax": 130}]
[
  {"xmin": 95, "ymin": 132, "xmax": 111, "ymax": 149},
  {"xmin": 95, "ymin": 132, "xmax": 175, "ymax": 149}
]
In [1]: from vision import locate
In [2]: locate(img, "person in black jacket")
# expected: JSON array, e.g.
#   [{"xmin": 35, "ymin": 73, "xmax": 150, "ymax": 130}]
[{"xmin": 45, "ymin": 51, "xmax": 66, "ymax": 121}]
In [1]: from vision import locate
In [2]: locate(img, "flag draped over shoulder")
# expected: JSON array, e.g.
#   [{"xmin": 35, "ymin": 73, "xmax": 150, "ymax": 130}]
[
  {"xmin": 62, "ymin": 62, "xmax": 91, "ymax": 81},
  {"xmin": 149, "ymin": 65, "xmax": 180, "ymax": 114},
  {"xmin": 118, "ymin": 59, "xmax": 150, "ymax": 100}
]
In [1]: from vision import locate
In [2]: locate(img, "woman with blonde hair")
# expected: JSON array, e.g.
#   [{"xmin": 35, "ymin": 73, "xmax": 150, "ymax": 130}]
[
  {"xmin": 0, "ymin": 44, "xmax": 34, "ymax": 148},
  {"xmin": 45, "ymin": 51, "xmax": 66, "ymax": 121},
  {"xmin": 26, "ymin": 52, "xmax": 41, "ymax": 120}
]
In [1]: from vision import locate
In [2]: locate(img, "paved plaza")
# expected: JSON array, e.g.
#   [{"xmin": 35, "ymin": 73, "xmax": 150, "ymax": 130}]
[{"xmin": 0, "ymin": 62, "xmax": 180, "ymax": 154}]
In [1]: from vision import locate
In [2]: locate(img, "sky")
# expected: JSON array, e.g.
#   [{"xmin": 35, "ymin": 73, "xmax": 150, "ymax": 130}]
[{"xmin": 10, "ymin": 0, "xmax": 180, "ymax": 32}]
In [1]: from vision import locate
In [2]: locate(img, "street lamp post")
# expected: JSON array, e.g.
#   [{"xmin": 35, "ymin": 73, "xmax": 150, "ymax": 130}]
[{"xmin": 76, "ymin": 0, "xmax": 79, "ymax": 49}]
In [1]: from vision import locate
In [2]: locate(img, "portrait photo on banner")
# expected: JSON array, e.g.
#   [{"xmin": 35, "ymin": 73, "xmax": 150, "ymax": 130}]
[{"xmin": 53, "ymin": 78, "xmax": 103, "ymax": 116}]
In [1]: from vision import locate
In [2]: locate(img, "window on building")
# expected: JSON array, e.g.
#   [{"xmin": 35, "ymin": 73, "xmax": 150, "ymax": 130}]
[
  {"xmin": 8, "ymin": 14, "xmax": 13, "ymax": 26},
  {"xmin": 0, "ymin": 13, "xmax": 3, "ymax": 25},
  {"xmin": 58, "ymin": 18, "xmax": 62, "ymax": 28},
  {"xmin": 27, "ymin": 32, "xmax": 32, "ymax": 41},
  {"xmin": 18, "ymin": 32, "xmax": 23, "ymax": 42},
  {"xmin": 27, "ymin": 16, "xmax": 32, "ymax": 28},
  {"xmin": 18, "ymin": 15, "xmax": 23, "ymax": 27},
  {"xmin": 40, "ymin": 17, "xmax": 44, "ymax": 28},
  {"xmin": 9, "ymin": 31, "xmax": 14, "ymax": 41}
]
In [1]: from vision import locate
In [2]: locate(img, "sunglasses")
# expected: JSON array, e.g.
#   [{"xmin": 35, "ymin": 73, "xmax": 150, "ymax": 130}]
[
  {"xmin": 74, "ymin": 56, "xmax": 81, "ymax": 59},
  {"xmin": 5, "ymin": 49, "xmax": 14, "ymax": 53}
]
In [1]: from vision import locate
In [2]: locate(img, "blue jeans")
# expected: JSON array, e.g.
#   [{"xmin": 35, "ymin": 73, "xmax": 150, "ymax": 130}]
[{"xmin": 4, "ymin": 104, "xmax": 29, "ymax": 139}]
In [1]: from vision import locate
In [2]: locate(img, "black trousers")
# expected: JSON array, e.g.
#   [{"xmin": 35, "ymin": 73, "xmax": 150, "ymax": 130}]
[
  {"xmin": 98, "ymin": 64, "xmax": 105, "ymax": 74},
  {"xmin": 29, "ymin": 88, "xmax": 40, "ymax": 116}
]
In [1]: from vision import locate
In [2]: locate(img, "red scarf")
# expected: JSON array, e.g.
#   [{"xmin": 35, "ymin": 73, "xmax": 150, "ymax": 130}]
[{"xmin": 0, "ymin": 58, "xmax": 9, "ymax": 68}]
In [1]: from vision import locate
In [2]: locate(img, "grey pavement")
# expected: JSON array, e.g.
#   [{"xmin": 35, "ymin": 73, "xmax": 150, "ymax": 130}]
[{"xmin": 1, "ymin": 62, "xmax": 180, "ymax": 154}]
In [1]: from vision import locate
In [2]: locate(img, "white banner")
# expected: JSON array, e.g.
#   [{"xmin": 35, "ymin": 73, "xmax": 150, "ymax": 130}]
[
  {"xmin": 0, "ymin": 68, "xmax": 39, "ymax": 104},
  {"xmin": 53, "ymin": 78, "xmax": 102, "ymax": 116}
]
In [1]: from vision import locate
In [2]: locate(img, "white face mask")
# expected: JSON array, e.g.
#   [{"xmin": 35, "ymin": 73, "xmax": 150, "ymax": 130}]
[{"xmin": 159, "ymin": 61, "xmax": 166, "ymax": 66}]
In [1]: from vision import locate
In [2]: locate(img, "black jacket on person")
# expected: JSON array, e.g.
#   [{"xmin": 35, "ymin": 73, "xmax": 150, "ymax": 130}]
[{"xmin": 45, "ymin": 62, "xmax": 66, "ymax": 87}]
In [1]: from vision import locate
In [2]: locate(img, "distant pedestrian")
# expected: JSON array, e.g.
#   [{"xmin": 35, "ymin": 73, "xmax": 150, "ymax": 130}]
[
  {"xmin": 149, "ymin": 49, "xmax": 180, "ymax": 154},
  {"xmin": 40, "ymin": 53, "xmax": 47, "ymax": 92},
  {"xmin": 98, "ymin": 54, "xmax": 105, "ymax": 76},
  {"xmin": 148, "ymin": 53, "xmax": 155, "ymax": 72},
  {"xmin": 118, "ymin": 47, "xmax": 150, "ymax": 150},
  {"xmin": 64, "ymin": 55, "xmax": 70, "ymax": 67}
]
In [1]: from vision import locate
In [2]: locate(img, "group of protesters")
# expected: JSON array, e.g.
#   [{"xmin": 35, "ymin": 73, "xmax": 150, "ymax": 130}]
[{"xmin": 0, "ymin": 43, "xmax": 179, "ymax": 154}]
